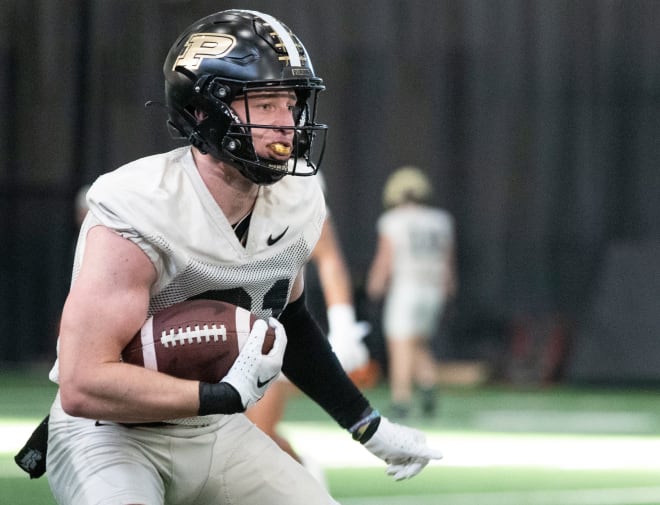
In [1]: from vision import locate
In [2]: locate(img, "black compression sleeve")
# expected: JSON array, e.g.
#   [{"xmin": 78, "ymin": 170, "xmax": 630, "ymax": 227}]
[{"xmin": 279, "ymin": 293, "xmax": 371, "ymax": 430}]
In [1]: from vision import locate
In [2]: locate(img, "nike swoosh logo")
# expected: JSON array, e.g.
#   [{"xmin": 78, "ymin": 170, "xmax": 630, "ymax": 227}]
[
  {"xmin": 257, "ymin": 373, "xmax": 279, "ymax": 388},
  {"xmin": 267, "ymin": 226, "xmax": 289, "ymax": 246}
]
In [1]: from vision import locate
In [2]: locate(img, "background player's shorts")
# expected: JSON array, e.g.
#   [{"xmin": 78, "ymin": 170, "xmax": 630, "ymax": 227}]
[{"xmin": 383, "ymin": 283, "xmax": 446, "ymax": 340}]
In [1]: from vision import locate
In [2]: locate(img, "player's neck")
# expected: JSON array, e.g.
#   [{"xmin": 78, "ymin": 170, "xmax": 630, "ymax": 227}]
[{"xmin": 193, "ymin": 149, "xmax": 259, "ymax": 224}]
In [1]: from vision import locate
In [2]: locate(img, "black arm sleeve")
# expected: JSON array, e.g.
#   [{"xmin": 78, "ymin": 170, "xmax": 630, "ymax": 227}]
[{"xmin": 279, "ymin": 293, "xmax": 371, "ymax": 430}]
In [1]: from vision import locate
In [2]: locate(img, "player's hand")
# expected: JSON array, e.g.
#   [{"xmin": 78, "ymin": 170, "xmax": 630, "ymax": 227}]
[
  {"xmin": 221, "ymin": 317, "xmax": 287, "ymax": 409},
  {"xmin": 360, "ymin": 416, "xmax": 443, "ymax": 480},
  {"xmin": 327, "ymin": 304, "xmax": 370, "ymax": 372}
]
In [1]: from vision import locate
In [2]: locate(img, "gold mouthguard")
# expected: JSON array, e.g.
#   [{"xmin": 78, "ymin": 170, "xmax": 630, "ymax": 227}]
[{"xmin": 270, "ymin": 143, "xmax": 292, "ymax": 155}]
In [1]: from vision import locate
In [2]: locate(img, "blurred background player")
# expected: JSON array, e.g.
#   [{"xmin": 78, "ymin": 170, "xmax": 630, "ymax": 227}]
[
  {"xmin": 367, "ymin": 166, "xmax": 458, "ymax": 418},
  {"xmin": 247, "ymin": 172, "xmax": 371, "ymax": 484}
]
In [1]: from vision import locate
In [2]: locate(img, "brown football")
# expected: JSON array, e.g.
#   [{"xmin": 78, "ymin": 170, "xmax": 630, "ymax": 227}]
[{"xmin": 121, "ymin": 299, "xmax": 275, "ymax": 383}]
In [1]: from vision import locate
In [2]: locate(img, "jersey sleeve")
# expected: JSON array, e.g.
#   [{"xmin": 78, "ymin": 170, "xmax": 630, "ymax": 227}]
[
  {"xmin": 85, "ymin": 170, "xmax": 176, "ymax": 292},
  {"xmin": 376, "ymin": 211, "xmax": 395, "ymax": 238}
]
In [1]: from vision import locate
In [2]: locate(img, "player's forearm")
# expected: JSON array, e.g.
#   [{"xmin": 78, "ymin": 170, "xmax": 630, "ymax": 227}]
[
  {"xmin": 316, "ymin": 256, "xmax": 353, "ymax": 306},
  {"xmin": 366, "ymin": 235, "xmax": 392, "ymax": 300},
  {"xmin": 366, "ymin": 267, "xmax": 388, "ymax": 300},
  {"xmin": 58, "ymin": 362, "xmax": 200, "ymax": 422},
  {"xmin": 311, "ymin": 218, "xmax": 354, "ymax": 306}
]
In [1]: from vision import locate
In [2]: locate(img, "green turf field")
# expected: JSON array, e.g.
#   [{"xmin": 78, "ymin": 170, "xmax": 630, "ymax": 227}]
[{"xmin": 2, "ymin": 366, "xmax": 660, "ymax": 505}]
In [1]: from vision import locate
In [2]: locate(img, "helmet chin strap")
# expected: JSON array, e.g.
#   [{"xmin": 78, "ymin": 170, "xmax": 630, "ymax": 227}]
[{"xmin": 220, "ymin": 150, "xmax": 287, "ymax": 186}]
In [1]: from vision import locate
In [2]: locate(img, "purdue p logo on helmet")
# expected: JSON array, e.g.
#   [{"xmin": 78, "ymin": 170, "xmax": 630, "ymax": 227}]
[{"xmin": 173, "ymin": 34, "xmax": 237, "ymax": 71}]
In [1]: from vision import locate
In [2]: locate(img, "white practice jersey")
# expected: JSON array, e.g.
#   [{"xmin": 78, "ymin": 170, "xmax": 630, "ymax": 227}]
[
  {"xmin": 378, "ymin": 204, "xmax": 454, "ymax": 291},
  {"xmin": 50, "ymin": 147, "xmax": 326, "ymax": 386}
]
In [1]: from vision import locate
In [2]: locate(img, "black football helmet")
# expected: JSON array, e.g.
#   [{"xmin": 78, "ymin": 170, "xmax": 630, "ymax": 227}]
[{"xmin": 163, "ymin": 9, "xmax": 327, "ymax": 185}]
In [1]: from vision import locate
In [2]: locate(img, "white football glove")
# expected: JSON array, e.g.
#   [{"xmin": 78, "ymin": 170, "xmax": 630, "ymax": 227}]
[
  {"xmin": 363, "ymin": 416, "xmax": 443, "ymax": 480},
  {"xmin": 221, "ymin": 317, "xmax": 287, "ymax": 410},
  {"xmin": 327, "ymin": 304, "xmax": 370, "ymax": 373}
]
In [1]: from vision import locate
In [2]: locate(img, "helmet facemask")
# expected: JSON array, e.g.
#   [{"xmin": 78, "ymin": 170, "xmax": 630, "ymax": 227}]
[{"xmin": 216, "ymin": 85, "xmax": 327, "ymax": 185}]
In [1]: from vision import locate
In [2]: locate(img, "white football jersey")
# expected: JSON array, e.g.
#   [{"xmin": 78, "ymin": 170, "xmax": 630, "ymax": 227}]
[
  {"xmin": 50, "ymin": 147, "xmax": 326, "ymax": 385},
  {"xmin": 377, "ymin": 204, "xmax": 454, "ymax": 290}
]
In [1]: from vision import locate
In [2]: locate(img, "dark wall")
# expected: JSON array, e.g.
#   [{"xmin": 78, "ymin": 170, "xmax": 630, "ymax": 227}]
[
  {"xmin": 565, "ymin": 240, "xmax": 660, "ymax": 384},
  {"xmin": 2, "ymin": 0, "xmax": 660, "ymax": 379}
]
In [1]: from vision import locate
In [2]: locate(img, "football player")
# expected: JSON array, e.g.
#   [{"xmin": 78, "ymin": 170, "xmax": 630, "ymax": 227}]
[
  {"xmin": 367, "ymin": 166, "xmax": 458, "ymax": 418},
  {"xmin": 43, "ymin": 10, "xmax": 441, "ymax": 505}
]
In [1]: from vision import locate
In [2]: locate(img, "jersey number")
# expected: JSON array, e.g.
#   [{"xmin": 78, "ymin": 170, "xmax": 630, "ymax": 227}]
[{"xmin": 189, "ymin": 279, "xmax": 290, "ymax": 318}]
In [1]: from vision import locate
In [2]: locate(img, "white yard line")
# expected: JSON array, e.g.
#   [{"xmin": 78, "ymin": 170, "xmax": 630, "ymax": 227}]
[
  {"xmin": 279, "ymin": 424, "xmax": 660, "ymax": 471},
  {"xmin": 0, "ymin": 424, "xmax": 35, "ymax": 453},
  {"xmin": 338, "ymin": 487, "xmax": 660, "ymax": 505}
]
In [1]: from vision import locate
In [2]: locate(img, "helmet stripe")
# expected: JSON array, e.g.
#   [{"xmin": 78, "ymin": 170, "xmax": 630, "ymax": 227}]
[{"xmin": 242, "ymin": 10, "xmax": 302, "ymax": 66}]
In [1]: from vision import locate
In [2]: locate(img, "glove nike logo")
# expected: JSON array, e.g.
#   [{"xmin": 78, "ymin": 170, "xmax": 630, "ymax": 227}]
[
  {"xmin": 267, "ymin": 226, "xmax": 289, "ymax": 246},
  {"xmin": 257, "ymin": 373, "xmax": 279, "ymax": 388}
]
